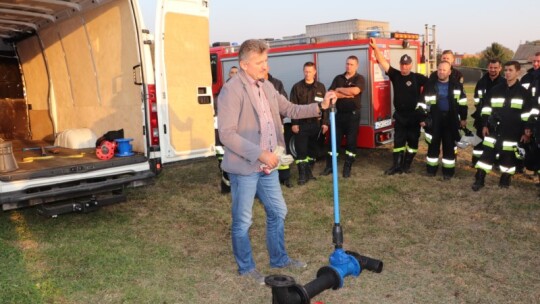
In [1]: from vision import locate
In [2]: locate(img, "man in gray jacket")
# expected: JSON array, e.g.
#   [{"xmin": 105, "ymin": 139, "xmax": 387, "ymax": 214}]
[{"xmin": 218, "ymin": 39, "xmax": 336, "ymax": 284}]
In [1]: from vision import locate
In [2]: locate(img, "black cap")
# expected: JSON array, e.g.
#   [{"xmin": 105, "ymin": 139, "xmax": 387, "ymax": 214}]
[{"xmin": 400, "ymin": 54, "xmax": 412, "ymax": 65}]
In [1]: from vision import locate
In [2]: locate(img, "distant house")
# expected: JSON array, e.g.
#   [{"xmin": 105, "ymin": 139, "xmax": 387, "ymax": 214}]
[
  {"xmin": 513, "ymin": 41, "xmax": 540, "ymax": 76},
  {"xmin": 453, "ymin": 53, "xmax": 464, "ymax": 66}
]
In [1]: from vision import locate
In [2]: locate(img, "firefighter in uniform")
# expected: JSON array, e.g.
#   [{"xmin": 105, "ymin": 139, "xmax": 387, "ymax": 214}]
[
  {"xmin": 520, "ymin": 52, "xmax": 540, "ymax": 182},
  {"xmin": 265, "ymin": 71, "xmax": 294, "ymax": 188},
  {"xmin": 321, "ymin": 55, "xmax": 365, "ymax": 178},
  {"xmin": 370, "ymin": 38, "xmax": 428, "ymax": 174},
  {"xmin": 417, "ymin": 61, "xmax": 467, "ymax": 179},
  {"xmin": 471, "ymin": 59, "xmax": 505, "ymax": 167},
  {"xmin": 289, "ymin": 61, "xmax": 327, "ymax": 185},
  {"xmin": 472, "ymin": 61, "xmax": 534, "ymax": 191},
  {"xmin": 520, "ymin": 52, "xmax": 540, "ymax": 100}
]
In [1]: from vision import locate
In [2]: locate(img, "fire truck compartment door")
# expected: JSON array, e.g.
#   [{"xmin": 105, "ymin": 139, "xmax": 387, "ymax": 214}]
[{"xmin": 155, "ymin": 0, "xmax": 215, "ymax": 163}]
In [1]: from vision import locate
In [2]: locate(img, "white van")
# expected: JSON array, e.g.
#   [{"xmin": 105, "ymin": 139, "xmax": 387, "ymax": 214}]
[{"xmin": 0, "ymin": 0, "xmax": 215, "ymax": 215}]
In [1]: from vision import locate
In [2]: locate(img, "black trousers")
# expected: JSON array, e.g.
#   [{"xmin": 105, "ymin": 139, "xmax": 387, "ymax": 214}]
[
  {"xmin": 427, "ymin": 113, "xmax": 456, "ymax": 169},
  {"xmin": 332, "ymin": 111, "xmax": 360, "ymax": 155},
  {"xmin": 294, "ymin": 122, "xmax": 321, "ymax": 160},
  {"xmin": 394, "ymin": 118, "xmax": 420, "ymax": 151},
  {"xmin": 478, "ymin": 144, "xmax": 516, "ymax": 173}
]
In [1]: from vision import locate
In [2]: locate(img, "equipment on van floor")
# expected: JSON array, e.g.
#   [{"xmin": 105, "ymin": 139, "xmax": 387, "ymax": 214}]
[{"xmin": 0, "ymin": 140, "xmax": 18, "ymax": 172}]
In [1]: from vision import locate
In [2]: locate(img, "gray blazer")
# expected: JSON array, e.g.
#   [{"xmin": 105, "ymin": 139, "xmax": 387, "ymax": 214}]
[{"xmin": 218, "ymin": 69, "xmax": 321, "ymax": 175}]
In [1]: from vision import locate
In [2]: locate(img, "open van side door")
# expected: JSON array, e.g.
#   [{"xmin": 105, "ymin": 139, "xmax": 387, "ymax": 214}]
[{"xmin": 154, "ymin": 0, "xmax": 215, "ymax": 163}]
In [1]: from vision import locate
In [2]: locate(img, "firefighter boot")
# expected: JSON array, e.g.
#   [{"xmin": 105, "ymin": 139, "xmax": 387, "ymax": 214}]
[
  {"xmin": 297, "ymin": 163, "xmax": 308, "ymax": 186},
  {"xmin": 307, "ymin": 158, "xmax": 317, "ymax": 181},
  {"xmin": 499, "ymin": 173, "xmax": 511, "ymax": 188},
  {"xmin": 343, "ymin": 155, "xmax": 355, "ymax": 178},
  {"xmin": 402, "ymin": 152, "xmax": 416, "ymax": 174},
  {"xmin": 471, "ymin": 169, "xmax": 486, "ymax": 191},
  {"xmin": 426, "ymin": 164, "xmax": 438, "ymax": 177},
  {"xmin": 321, "ymin": 154, "xmax": 333, "ymax": 176},
  {"xmin": 442, "ymin": 166, "xmax": 455, "ymax": 180},
  {"xmin": 384, "ymin": 152, "xmax": 404, "ymax": 175},
  {"xmin": 279, "ymin": 167, "xmax": 293, "ymax": 188}
]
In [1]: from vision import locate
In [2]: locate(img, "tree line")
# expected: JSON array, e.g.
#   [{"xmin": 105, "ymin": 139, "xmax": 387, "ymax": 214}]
[{"xmin": 460, "ymin": 41, "xmax": 540, "ymax": 68}]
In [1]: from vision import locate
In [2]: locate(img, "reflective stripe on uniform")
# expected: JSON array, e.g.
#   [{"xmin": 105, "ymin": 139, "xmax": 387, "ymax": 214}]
[
  {"xmin": 502, "ymin": 141, "xmax": 518, "ymax": 151},
  {"xmin": 510, "ymin": 98, "xmax": 523, "ymax": 109},
  {"xmin": 442, "ymin": 158, "xmax": 455, "ymax": 168},
  {"xmin": 295, "ymin": 158, "xmax": 309, "ymax": 164},
  {"xmin": 425, "ymin": 95, "xmax": 437, "ymax": 105},
  {"xmin": 491, "ymin": 98, "xmax": 504, "ymax": 108},
  {"xmin": 483, "ymin": 136, "xmax": 496, "ymax": 148},
  {"xmin": 476, "ymin": 160, "xmax": 492, "ymax": 172},
  {"xmin": 453, "ymin": 90, "xmax": 461, "ymax": 100},
  {"xmin": 477, "ymin": 90, "xmax": 484, "ymax": 98},
  {"xmin": 393, "ymin": 146, "xmax": 406, "ymax": 153},
  {"xmin": 406, "ymin": 146, "xmax": 418, "ymax": 153},
  {"xmin": 481, "ymin": 106, "xmax": 492, "ymax": 115},
  {"xmin": 345, "ymin": 150, "xmax": 356, "ymax": 157},
  {"xmin": 499, "ymin": 165, "xmax": 516, "ymax": 174},
  {"xmin": 472, "ymin": 148, "xmax": 483, "ymax": 157},
  {"xmin": 424, "ymin": 132, "xmax": 432, "ymax": 144},
  {"xmin": 426, "ymin": 156, "xmax": 438, "ymax": 166}
]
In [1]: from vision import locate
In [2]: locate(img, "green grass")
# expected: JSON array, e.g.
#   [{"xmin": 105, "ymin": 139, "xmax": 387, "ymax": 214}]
[{"xmin": 2, "ymin": 152, "xmax": 540, "ymax": 304}]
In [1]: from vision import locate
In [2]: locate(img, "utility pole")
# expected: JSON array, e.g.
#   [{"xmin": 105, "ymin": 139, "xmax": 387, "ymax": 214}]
[{"xmin": 424, "ymin": 24, "xmax": 437, "ymax": 76}]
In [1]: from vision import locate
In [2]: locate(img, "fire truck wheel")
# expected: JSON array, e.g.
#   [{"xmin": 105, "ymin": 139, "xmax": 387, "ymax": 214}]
[{"xmin": 288, "ymin": 135, "xmax": 297, "ymax": 159}]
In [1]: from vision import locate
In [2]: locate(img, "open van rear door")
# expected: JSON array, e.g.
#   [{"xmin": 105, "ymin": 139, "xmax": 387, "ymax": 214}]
[{"xmin": 154, "ymin": 0, "xmax": 215, "ymax": 163}]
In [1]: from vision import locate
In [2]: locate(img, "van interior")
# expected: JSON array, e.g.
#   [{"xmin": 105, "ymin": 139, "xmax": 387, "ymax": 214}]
[{"xmin": 0, "ymin": 0, "xmax": 148, "ymax": 181}]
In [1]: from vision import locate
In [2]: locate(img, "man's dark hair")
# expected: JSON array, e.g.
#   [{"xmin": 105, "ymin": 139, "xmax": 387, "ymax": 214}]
[
  {"xmin": 488, "ymin": 58, "xmax": 501, "ymax": 65},
  {"xmin": 504, "ymin": 60, "xmax": 520, "ymax": 71},
  {"xmin": 347, "ymin": 55, "xmax": 359, "ymax": 62},
  {"xmin": 303, "ymin": 61, "xmax": 315, "ymax": 68},
  {"xmin": 535, "ymin": 51, "xmax": 540, "ymax": 57}
]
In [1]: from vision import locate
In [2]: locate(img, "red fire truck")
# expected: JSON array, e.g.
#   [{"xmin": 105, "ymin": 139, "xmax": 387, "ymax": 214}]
[{"xmin": 210, "ymin": 32, "xmax": 423, "ymax": 149}]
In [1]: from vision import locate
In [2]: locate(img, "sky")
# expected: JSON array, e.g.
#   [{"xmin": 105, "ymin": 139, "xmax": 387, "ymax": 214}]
[{"xmin": 141, "ymin": 0, "xmax": 538, "ymax": 55}]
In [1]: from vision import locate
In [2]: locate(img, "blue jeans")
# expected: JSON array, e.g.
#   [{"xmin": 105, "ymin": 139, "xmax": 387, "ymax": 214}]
[{"xmin": 229, "ymin": 170, "xmax": 290, "ymax": 274}]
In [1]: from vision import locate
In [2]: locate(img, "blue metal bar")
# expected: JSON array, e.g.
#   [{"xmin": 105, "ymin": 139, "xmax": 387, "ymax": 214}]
[{"xmin": 329, "ymin": 106, "xmax": 340, "ymax": 225}]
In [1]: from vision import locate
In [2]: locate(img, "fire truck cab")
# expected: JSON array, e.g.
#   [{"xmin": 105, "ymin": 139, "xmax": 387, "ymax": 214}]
[{"xmin": 211, "ymin": 31, "xmax": 423, "ymax": 149}]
